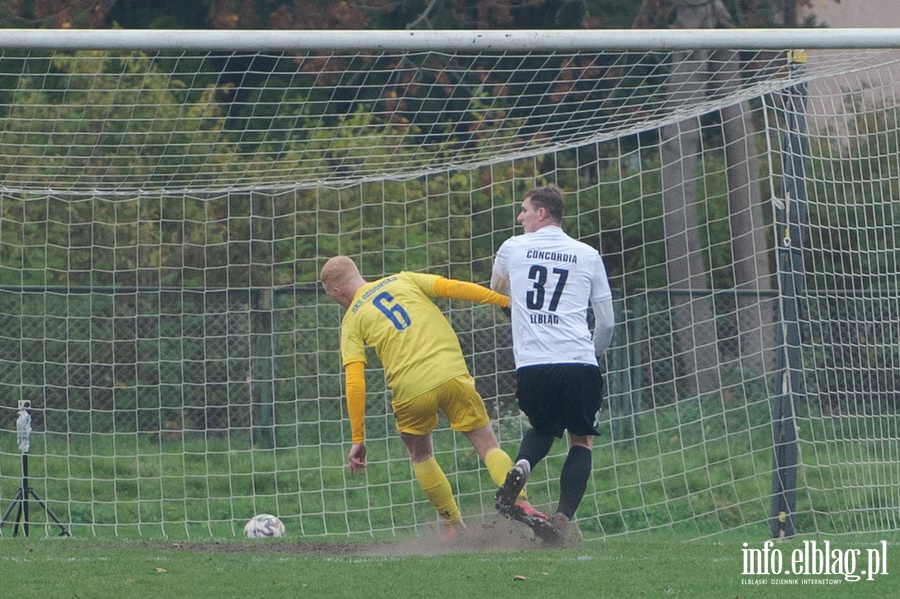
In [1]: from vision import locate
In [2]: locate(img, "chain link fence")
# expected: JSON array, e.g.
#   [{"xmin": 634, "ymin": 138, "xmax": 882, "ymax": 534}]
[{"xmin": 2, "ymin": 285, "xmax": 897, "ymax": 446}]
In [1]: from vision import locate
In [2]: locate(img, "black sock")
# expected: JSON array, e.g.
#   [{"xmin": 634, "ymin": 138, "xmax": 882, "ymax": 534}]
[
  {"xmin": 557, "ymin": 445, "xmax": 592, "ymax": 519},
  {"xmin": 516, "ymin": 427, "xmax": 555, "ymax": 471}
]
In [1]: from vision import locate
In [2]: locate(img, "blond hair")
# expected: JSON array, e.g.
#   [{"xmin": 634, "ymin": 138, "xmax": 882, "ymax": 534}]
[{"xmin": 320, "ymin": 255, "xmax": 360, "ymax": 288}]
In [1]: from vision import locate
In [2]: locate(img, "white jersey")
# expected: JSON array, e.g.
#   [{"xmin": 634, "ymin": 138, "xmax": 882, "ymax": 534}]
[{"xmin": 491, "ymin": 226, "xmax": 614, "ymax": 368}]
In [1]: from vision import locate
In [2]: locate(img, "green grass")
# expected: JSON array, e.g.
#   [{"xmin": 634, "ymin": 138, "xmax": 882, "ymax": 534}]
[
  {"xmin": 2, "ymin": 532, "xmax": 899, "ymax": 599},
  {"xmin": 3, "ymin": 397, "xmax": 899, "ymax": 539}
]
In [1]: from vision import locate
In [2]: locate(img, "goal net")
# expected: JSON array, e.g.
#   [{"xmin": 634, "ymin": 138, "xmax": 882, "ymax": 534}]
[{"xmin": 1, "ymin": 29, "xmax": 899, "ymax": 540}]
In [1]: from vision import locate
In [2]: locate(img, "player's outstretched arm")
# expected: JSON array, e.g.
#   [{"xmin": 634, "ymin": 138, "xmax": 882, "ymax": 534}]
[{"xmin": 432, "ymin": 276, "xmax": 510, "ymax": 308}]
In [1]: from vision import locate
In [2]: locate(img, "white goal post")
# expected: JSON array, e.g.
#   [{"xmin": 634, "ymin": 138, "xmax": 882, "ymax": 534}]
[{"xmin": 1, "ymin": 28, "xmax": 899, "ymax": 540}]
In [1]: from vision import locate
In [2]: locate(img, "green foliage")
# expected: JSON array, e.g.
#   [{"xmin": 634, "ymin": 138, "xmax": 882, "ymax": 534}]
[{"xmin": 0, "ymin": 51, "xmax": 234, "ymax": 191}]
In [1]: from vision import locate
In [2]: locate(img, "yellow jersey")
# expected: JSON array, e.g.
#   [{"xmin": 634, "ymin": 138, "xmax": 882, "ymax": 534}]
[{"xmin": 340, "ymin": 272, "xmax": 471, "ymax": 401}]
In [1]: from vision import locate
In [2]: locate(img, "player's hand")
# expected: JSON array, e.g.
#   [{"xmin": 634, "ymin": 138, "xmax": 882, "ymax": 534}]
[{"xmin": 348, "ymin": 442, "xmax": 367, "ymax": 474}]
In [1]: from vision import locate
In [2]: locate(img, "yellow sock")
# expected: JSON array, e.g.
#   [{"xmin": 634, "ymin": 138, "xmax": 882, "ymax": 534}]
[
  {"xmin": 484, "ymin": 447, "xmax": 527, "ymax": 501},
  {"xmin": 412, "ymin": 457, "xmax": 462, "ymax": 524}
]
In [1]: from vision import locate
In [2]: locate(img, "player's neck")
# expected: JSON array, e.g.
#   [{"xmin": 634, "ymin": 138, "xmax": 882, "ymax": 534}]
[{"xmin": 528, "ymin": 222, "xmax": 561, "ymax": 233}]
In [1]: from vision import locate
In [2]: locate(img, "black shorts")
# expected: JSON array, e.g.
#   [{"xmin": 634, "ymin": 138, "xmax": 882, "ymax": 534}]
[{"xmin": 515, "ymin": 363, "xmax": 605, "ymax": 438}]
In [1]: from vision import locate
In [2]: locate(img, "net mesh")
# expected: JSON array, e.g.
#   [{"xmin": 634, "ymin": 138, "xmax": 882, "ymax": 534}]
[{"xmin": 0, "ymin": 39, "xmax": 899, "ymax": 539}]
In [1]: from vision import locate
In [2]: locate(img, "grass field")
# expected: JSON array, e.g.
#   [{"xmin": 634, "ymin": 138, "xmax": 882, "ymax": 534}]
[{"xmin": 2, "ymin": 528, "xmax": 898, "ymax": 599}]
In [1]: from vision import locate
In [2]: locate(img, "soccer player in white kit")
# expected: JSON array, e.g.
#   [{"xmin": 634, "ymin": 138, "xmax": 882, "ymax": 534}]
[{"xmin": 491, "ymin": 185, "xmax": 615, "ymax": 543}]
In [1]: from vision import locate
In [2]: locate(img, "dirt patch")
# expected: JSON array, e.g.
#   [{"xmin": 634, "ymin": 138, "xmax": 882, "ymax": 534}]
[{"xmin": 145, "ymin": 519, "xmax": 571, "ymax": 557}]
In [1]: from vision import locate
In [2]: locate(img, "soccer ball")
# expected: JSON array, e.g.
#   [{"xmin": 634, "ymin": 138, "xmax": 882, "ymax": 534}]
[{"xmin": 243, "ymin": 514, "xmax": 286, "ymax": 538}]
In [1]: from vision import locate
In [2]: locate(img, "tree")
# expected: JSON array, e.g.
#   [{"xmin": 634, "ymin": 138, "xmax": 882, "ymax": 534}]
[
  {"xmin": 0, "ymin": 0, "xmax": 115, "ymax": 28},
  {"xmin": 0, "ymin": 0, "xmax": 838, "ymax": 31},
  {"xmin": 642, "ymin": 0, "xmax": 773, "ymax": 397}
]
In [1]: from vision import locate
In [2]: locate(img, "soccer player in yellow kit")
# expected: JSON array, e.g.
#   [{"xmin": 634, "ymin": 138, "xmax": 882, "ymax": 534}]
[{"xmin": 320, "ymin": 255, "xmax": 550, "ymax": 535}]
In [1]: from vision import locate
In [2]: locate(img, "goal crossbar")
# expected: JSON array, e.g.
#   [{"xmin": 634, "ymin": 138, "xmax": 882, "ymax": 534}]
[{"xmin": 1, "ymin": 28, "xmax": 900, "ymax": 52}]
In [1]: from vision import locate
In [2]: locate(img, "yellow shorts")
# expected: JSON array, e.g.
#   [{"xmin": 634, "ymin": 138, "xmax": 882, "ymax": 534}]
[{"xmin": 392, "ymin": 374, "xmax": 490, "ymax": 436}]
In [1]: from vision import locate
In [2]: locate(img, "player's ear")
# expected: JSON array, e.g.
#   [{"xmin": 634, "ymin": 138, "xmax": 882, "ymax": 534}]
[
  {"xmin": 325, "ymin": 283, "xmax": 342, "ymax": 305},
  {"xmin": 334, "ymin": 286, "xmax": 351, "ymax": 308}
]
